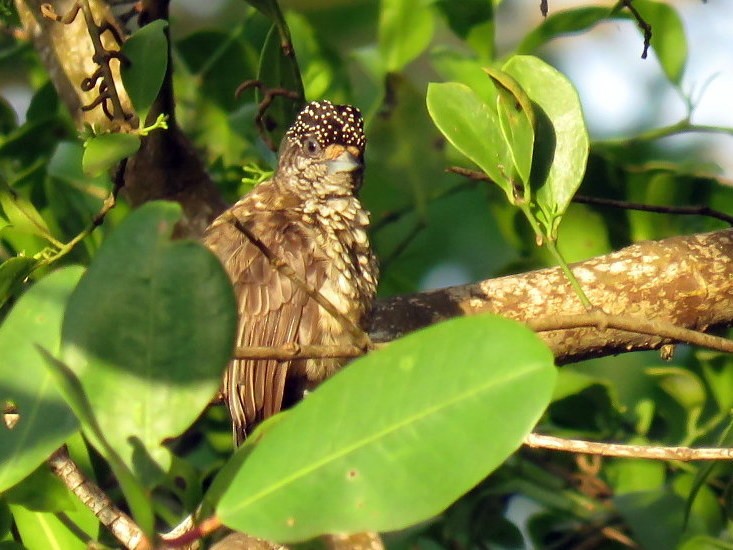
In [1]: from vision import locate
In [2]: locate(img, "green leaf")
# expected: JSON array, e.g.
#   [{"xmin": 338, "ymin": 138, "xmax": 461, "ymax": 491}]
[
  {"xmin": 379, "ymin": 0, "xmax": 435, "ymax": 72},
  {"xmin": 10, "ymin": 505, "xmax": 88, "ymax": 550},
  {"xmin": 0, "ymin": 180, "xmax": 51, "ymax": 238},
  {"xmin": 216, "ymin": 314, "xmax": 556, "ymax": 542},
  {"xmin": 427, "ymin": 82, "xmax": 517, "ymax": 203},
  {"xmin": 484, "ymin": 66, "xmax": 535, "ymax": 188},
  {"xmin": 82, "ymin": 133, "xmax": 140, "ymax": 177},
  {"xmin": 435, "ymin": 0, "xmax": 495, "ymax": 59},
  {"xmin": 632, "ymin": 0, "xmax": 687, "ymax": 85},
  {"xmin": 517, "ymin": 7, "xmax": 611, "ymax": 54},
  {"xmin": 38, "ymin": 349, "xmax": 154, "ymax": 535},
  {"xmin": 0, "ymin": 255, "xmax": 35, "ymax": 310},
  {"xmin": 257, "ymin": 24, "xmax": 305, "ymax": 147},
  {"xmin": 0, "ymin": 266, "xmax": 82, "ymax": 493},
  {"xmin": 120, "ymin": 20, "xmax": 169, "ymax": 122},
  {"xmin": 502, "ymin": 55, "xmax": 589, "ymax": 238},
  {"xmin": 61, "ymin": 201, "xmax": 237, "ymax": 485}
]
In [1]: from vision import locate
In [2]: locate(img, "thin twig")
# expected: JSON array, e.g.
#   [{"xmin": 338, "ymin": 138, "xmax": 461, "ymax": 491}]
[
  {"xmin": 618, "ymin": 0, "xmax": 651, "ymax": 59},
  {"xmin": 447, "ymin": 166, "xmax": 733, "ymax": 226},
  {"xmin": 224, "ymin": 213, "xmax": 371, "ymax": 348},
  {"xmin": 234, "ymin": 79, "xmax": 301, "ymax": 151},
  {"xmin": 234, "ymin": 342, "xmax": 383, "ymax": 361},
  {"xmin": 525, "ymin": 433, "xmax": 733, "ymax": 461},
  {"xmin": 527, "ymin": 312, "xmax": 733, "ymax": 354},
  {"xmin": 574, "ymin": 194, "xmax": 733, "ymax": 226},
  {"xmin": 48, "ymin": 447, "xmax": 151, "ymax": 550}
]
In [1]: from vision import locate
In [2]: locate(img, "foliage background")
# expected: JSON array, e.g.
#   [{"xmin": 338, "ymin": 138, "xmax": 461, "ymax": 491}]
[{"xmin": 1, "ymin": 0, "xmax": 733, "ymax": 549}]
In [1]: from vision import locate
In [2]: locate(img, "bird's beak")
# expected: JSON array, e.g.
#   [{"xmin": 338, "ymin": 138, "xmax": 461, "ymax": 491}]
[{"xmin": 326, "ymin": 149, "xmax": 362, "ymax": 175}]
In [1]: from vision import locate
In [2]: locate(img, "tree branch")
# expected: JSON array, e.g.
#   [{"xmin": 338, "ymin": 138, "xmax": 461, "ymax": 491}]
[
  {"xmin": 525, "ymin": 433, "xmax": 733, "ymax": 461},
  {"xmin": 369, "ymin": 228, "xmax": 733, "ymax": 363}
]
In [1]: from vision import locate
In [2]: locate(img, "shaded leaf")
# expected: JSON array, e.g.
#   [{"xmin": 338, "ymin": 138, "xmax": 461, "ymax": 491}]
[
  {"xmin": 517, "ymin": 7, "xmax": 611, "ymax": 54},
  {"xmin": 60, "ymin": 201, "xmax": 237, "ymax": 486},
  {"xmin": 630, "ymin": 0, "xmax": 687, "ymax": 85},
  {"xmin": 0, "ymin": 180, "xmax": 50, "ymax": 238},
  {"xmin": 0, "ymin": 255, "xmax": 35, "ymax": 310},
  {"xmin": 217, "ymin": 314, "xmax": 556, "ymax": 542},
  {"xmin": 0, "ymin": 266, "xmax": 82, "ymax": 493},
  {"xmin": 121, "ymin": 20, "xmax": 169, "ymax": 122},
  {"xmin": 379, "ymin": 0, "xmax": 435, "ymax": 72},
  {"xmin": 82, "ymin": 133, "xmax": 140, "ymax": 177}
]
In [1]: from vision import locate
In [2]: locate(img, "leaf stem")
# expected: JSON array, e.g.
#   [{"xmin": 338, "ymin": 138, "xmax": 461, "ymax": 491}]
[{"xmin": 544, "ymin": 239, "xmax": 593, "ymax": 311}]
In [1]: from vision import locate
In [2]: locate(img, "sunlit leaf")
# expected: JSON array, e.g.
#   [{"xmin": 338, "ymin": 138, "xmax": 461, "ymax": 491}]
[
  {"xmin": 427, "ymin": 82, "xmax": 517, "ymax": 203},
  {"xmin": 503, "ymin": 55, "xmax": 589, "ymax": 238},
  {"xmin": 484, "ymin": 66, "xmax": 535, "ymax": 188},
  {"xmin": 216, "ymin": 314, "xmax": 556, "ymax": 542}
]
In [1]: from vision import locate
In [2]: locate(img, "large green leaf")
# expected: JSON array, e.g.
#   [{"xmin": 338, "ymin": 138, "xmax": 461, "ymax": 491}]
[
  {"xmin": 0, "ymin": 266, "xmax": 82, "ymax": 493},
  {"xmin": 503, "ymin": 55, "xmax": 589, "ymax": 238},
  {"xmin": 120, "ymin": 20, "xmax": 169, "ymax": 122},
  {"xmin": 216, "ymin": 314, "xmax": 556, "ymax": 542},
  {"xmin": 427, "ymin": 82, "xmax": 517, "ymax": 204},
  {"xmin": 60, "ymin": 201, "xmax": 237, "ymax": 486},
  {"xmin": 379, "ymin": 0, "xmax": 435, "ymax": 72}
]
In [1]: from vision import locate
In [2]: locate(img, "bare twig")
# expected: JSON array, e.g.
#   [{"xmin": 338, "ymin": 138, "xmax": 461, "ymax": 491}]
[
  {"xmin": 525, "ymin": 433, "xmax": 733, "ymax": 461},
  {"xmin": 48, "ymin": 447, "xmax": 152, "ymax": 550},
  {"xmin": 574, "ymin": 194, "xmax": 733, "ymax": 226},
  {"xmin": 224, "ymin": 213, "xmax": 371, "ymax": 348},
  {"xmin": 527, "ymin": 312, "xmax": 733, "ymax": 354},
  {"xmin": 234, "ymin": 79, "xmax": 301, "ymax": 151},
  {"xmin": 234, "ymin": 343, "xmax": 378, "ymax": 361},
  {"xmin": 617, "ymin": 0, "xmax": 652, "ymax": 59},
  {"xmin": 447, "ymin": 166, "xmax": 733, "ymax": 226}
]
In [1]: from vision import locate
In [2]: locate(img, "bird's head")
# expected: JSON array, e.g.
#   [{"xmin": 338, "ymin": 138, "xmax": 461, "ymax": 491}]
[{"xmin": 277, "ymin": 100, "xmax": 366, "ymax": 198}]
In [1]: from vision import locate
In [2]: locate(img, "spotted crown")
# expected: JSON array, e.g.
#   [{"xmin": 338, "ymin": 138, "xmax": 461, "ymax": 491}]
[{"xmin": 285, "ymin": 100, "xmax": 366, "ymax": 150}]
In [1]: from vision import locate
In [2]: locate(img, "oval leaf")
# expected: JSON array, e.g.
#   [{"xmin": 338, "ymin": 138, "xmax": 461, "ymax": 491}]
[
  {"xmin": 0, "ymin": 266, "xmax": 83, "ymax": 492},
  {"xmin": 502, "ymin": 55, "xmax": 589, "ymax": 237},
  {"xmin": 61, "ymin": 201, "xmax": 237, "ymax": 485},
  {"xmin": 216, "ymin": 314, "xmax": 556, "ymax": 542},
  {"xmin": 82, "ymin": 133, "xmax": 140, "ymax": 177},
  {"xmin": 427, "ymin": 82, "xmax": 516, "ymax": 203},
  {"xmin": 379, "ymin": 0, "xmax": 435, "ymax": 72},
  {"xmin": 120, "ymin": 20, "xmax": 169, "ymax": 121},
  {"xmin": 633, "ymin": 0, "xmax": 687, "ymax": 85},
  {"xmin": 484, "ymin": 67, "xmax": 535, "ymax": 188}
]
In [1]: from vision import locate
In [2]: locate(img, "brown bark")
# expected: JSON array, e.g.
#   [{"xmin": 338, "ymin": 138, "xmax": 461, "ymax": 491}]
[{"xmin": 369, "ymin": 229, "xmax": 733, "ymax": 363}]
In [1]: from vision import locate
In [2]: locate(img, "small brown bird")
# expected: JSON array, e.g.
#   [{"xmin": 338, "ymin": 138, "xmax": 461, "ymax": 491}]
[{"xmin": 203, "ymin": 101, "xmax": 378, "ymax": 444}]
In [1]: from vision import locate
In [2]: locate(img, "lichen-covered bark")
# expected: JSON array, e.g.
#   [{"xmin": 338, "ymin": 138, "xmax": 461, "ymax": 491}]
[
  {"xmin": 370, "ymin": 229, "xmax": 733, "ymax": 363},
  {"xmin": 16, "ymin": 0, "xmax": 132, "ymax": 129}
]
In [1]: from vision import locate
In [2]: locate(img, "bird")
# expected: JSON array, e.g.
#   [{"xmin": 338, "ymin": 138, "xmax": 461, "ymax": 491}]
[{"xmin": 202, "ymin": 100, "xmax": 378, "ymax": 445}]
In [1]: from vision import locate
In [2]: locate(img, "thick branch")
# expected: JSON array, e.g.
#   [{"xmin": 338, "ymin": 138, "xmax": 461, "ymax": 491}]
[{"xmin": 369, "ymin": 229, "xmax": 733, "ymax": 363}]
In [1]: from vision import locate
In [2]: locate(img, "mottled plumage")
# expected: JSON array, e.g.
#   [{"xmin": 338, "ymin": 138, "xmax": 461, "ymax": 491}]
[{"xmin": 203, "ymin": 101, "xmax": 377, "ymax": 444}]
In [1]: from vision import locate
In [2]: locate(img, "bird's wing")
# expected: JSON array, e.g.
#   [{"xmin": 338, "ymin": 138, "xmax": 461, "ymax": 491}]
[{"xmin": 203, "ymin": 209, "xmax": 325, "ymax": 444}]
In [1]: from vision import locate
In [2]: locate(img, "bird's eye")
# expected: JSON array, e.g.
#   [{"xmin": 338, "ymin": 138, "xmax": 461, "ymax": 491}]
[{"xmin": 303, "ymin": 137, "xmax": 321, "ymax": 156}]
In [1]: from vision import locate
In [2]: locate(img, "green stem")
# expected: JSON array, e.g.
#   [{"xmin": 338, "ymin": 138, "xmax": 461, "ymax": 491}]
[
  {"xmin": 520, "ymin": 205, "xmax": 593, "ymax": 311},
  {"xmin": 598, "ymin": 119, "xmax": 733, "ymax": 147},
  {"xmin": 545, "ymin": 238, "xmax": 593, "ymax": 311}
]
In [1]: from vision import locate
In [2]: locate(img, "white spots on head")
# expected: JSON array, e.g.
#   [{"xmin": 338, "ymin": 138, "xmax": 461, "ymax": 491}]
[{"xmin": 286, "ymin": 100, "xmax": 366, "ymax": 150}]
